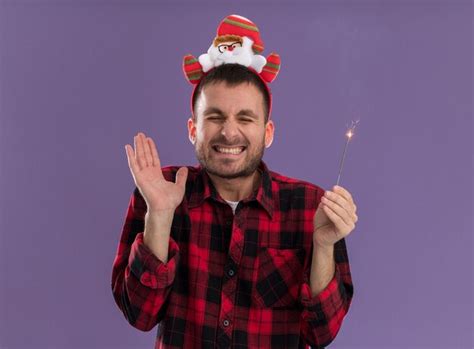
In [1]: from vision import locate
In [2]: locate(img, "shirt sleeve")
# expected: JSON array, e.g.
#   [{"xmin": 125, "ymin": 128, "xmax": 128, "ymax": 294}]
[
  {"xmin": 111, "ymin": 187, "xmax": 180, "ymax": 332},
  {"xmin": 298, "ymin": 237, "xmax": 354, "ymax": 348}
]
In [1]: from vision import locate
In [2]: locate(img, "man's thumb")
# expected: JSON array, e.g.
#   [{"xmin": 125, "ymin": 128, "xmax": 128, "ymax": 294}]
[{"xmin": 175, "ymin": 166, "xmax": 188, "ymax": 188}]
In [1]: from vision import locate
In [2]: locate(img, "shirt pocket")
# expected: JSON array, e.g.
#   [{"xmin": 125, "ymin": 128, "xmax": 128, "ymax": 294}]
[{"xmin": 252, "ymin": 247, "xmax": 306, "ymax": 308}]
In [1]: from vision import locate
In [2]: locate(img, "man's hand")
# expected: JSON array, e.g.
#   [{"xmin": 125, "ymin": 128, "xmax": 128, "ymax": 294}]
[
  {"xmin": 125, "ymin": 132, "xmax": 188, "ymax": 215},
  {"xmin": 313, "ymin": 185, "xmax": 358, "ymax": 248}
]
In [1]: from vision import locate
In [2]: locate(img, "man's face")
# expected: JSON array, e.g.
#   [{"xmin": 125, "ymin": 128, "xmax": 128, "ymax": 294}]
[{"xmin": 188, "ymin": 81, "xmax": 274, "ymax": 179}]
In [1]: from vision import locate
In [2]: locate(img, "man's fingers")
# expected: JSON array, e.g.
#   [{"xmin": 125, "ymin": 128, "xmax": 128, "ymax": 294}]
[
  {"xmin": 175, "ymin": 167, "xmax": 188, "ymax": 188},
  {"xmin": 332, "ymin": 185, "xmax": 357, "ymax": 214},
  {"xmin": 324, "ymin": 190, "xmax": 355, "ymax": 217},
  {"xmin": 321, "ymin": 204, "xmax": 350, "ymax": 235},
  {"xmin": 321, "ymin": 197, "xmax": 353, "ymax": 227},
  {"xmin": 147, "ymin": 137, "xmax": 162, "ymax": 168},
  {"xmin": 125, "ymin": 144, "xmax": 138, "ymax": 175},
  {"xmin": 134, "ymin": 134, "xmax": 146, "ymax": 169},
  {"xmin": 140, "ymin": 133, "xmax": 154, "ymax": 167},
  {"xmin": 333, "ymin": 185, "xmax": 354, "ymax": 206}
]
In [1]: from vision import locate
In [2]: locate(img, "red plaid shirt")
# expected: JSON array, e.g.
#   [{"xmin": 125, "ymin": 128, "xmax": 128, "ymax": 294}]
[{"xmin": 111, "ymin": 160, "xmax": 353, "ymax": 348}]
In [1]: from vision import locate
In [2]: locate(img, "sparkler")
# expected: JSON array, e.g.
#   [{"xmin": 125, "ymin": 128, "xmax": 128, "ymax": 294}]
[{"xmin": 336, "ymin": 119, "xmax": 360, "ymax": 186}]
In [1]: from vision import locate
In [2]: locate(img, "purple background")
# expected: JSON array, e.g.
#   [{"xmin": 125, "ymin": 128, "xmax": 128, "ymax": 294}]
[{"xmin": 0, "ymin": 1, "xmax": 472, "ymax": 348}]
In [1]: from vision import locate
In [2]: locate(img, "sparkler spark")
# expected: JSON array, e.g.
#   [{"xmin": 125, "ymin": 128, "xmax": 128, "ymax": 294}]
[{"xmin": 336, "ymin": 119, "xmax": 360, "ymax": 186}]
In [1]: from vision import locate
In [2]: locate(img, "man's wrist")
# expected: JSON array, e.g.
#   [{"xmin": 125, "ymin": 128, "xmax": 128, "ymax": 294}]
[{"xmin": 313, "ymin": 240, "xmax": 335, "ymax": 253}]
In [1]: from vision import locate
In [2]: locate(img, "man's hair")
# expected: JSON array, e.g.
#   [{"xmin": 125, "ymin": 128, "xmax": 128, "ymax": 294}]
[{"xmin": 192, "ymin": 63, "xmax": 270, "ymax": 123}]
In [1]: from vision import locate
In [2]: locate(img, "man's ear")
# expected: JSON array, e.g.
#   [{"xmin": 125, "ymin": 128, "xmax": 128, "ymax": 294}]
[
  {"xmin": 187, "ymin": 116, "xmax": 196, "ymax": 145},
  {"xmin": 264, "ymin": 120, "xmax": 275, "ymax": 148}
]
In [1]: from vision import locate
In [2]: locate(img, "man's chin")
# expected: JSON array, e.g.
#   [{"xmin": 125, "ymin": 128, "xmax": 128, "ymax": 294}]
[
  {"xmin": 205, "ymin": 165, "xmax": 254, "ymax": 180},
  {"xmin": 196, "ymin": 148, "xmax": 264, "ymax": 180}
]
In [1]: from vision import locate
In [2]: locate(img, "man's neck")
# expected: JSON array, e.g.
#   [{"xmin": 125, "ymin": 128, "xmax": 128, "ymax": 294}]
[{"xmin": 207, "ymin": 169, "xmax": 261, "ymax": 202}]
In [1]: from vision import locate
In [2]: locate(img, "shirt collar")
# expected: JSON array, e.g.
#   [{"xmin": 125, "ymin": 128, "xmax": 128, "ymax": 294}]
[{"xmin": 188, "ymin": 159, "xmax": 274, "ymax": 218}]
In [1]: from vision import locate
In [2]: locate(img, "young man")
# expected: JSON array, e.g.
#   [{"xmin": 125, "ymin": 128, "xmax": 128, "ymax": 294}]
[{"xmin": 112, "ymin": 15, "xmax": 357, "ymax": 348}]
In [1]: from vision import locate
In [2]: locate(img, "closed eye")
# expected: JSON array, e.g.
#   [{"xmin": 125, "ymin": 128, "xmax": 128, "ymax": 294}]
[{"xmin": 205, "ymin": 114, "xmax": 254, "ymax": 123}]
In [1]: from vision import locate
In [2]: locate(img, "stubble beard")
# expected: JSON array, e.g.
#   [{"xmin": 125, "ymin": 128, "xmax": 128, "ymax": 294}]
[{"xmin": 195, "ymin": 138, "xmax": 265, "ymax": 180}]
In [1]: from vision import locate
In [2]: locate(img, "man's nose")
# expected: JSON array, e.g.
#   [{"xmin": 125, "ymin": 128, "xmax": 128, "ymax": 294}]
[
  {"xmin": 228, "ymin": 46, "xmax": 234, "ymax": 52},
  {"xmin": 221, "ymin": 119, "xmax": 240, "ymax": 138}
]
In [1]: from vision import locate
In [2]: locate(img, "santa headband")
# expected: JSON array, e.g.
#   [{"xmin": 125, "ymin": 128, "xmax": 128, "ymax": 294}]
[{"xmin": 182, "ymin": 14, "xmax": 281, "ymax": 120}]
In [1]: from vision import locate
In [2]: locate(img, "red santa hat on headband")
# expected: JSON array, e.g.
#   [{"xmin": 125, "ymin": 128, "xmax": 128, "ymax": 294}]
[
  {"xmin": 182, "ymin": 14, "xmax": 281, "ymax": 119},
  {"xmin": 217, "ymin": 14, "xmax": 265, "ymax": 54}
]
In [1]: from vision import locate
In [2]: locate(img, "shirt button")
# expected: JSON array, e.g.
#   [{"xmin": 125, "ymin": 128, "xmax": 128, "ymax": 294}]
[
  {"xmin": 227, "ymin": 268, "xmax": 235, "ymax": 277},
  {"xmin": 223, "ymin": 319, "xmax": 230, "ymax": 327}
]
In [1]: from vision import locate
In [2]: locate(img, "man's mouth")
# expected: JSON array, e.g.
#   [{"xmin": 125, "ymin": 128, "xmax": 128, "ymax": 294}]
[{"xmin": 212, "ymin": 145, "xmax": 246, "ymax": 155}]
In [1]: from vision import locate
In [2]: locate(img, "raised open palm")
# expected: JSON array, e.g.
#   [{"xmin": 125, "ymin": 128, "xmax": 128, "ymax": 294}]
[{"xmin": 125, "ymin": 132, "xmax": 188, "ymax": 214}]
